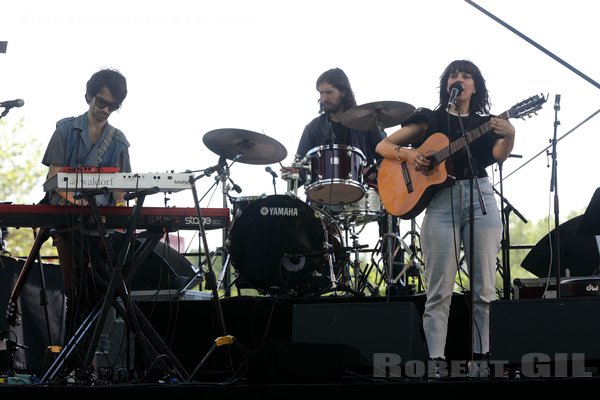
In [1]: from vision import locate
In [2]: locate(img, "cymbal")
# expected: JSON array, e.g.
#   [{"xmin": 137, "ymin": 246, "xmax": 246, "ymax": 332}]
[
  {"xmin": 203, "ymin": 128, "xmax": 288, "ymax": 165},
  {"xmin": 340, "ymin": 101, "xmax": 416, "ymax": 130}
]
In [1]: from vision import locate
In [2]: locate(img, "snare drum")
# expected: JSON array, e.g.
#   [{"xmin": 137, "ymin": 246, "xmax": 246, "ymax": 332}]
[
  {"xmin": 305, "ymin": 145, "xmax": 366, "ymax": 205},
  {"xmin": 328, "ymin": 188, "xmax": 383, "ymax": 225}
]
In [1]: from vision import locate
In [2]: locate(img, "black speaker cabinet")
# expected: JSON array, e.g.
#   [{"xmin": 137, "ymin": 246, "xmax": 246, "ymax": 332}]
[
  {"xmin": 490, "ymin": 297, "xmax": 600, "ymax": 363},
  {"xmin": 292, "ymin": 302, "xmax": 428, "ymax": 364}
]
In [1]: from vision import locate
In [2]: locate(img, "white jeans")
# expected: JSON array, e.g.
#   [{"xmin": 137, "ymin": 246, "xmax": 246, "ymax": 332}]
[{"xmin": 421, "ymin": 178, "xmax": 502, "ymax": 358}]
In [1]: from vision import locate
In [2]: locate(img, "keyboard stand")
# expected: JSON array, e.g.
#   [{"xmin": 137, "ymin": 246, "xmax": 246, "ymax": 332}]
[{"xmin": 41, "ymin": 188, "xmax": 189, "ymax": 382}]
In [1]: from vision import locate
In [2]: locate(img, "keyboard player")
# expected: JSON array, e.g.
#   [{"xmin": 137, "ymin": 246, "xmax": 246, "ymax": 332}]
[{"xmin": 40, "ymin": 68, "xmax": 131, "ymax": 371}]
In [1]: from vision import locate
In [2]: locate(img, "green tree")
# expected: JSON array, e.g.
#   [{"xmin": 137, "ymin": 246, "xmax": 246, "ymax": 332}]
[{"xmin": 0, "ymin": 118, "xmax": 54, "ymax": 258}]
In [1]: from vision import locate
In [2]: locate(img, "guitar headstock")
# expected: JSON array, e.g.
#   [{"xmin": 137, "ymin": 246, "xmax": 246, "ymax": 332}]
[{"xmin": 508, "ymin": 94, "xmax": 547, "ymax": 119}]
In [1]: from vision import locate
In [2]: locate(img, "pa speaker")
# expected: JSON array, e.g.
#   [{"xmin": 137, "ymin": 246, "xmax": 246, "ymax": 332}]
[
  {"xmin": 292, "ymin": 301, "xmax": 428, "ymax": 365},
  {"xmin": 490, "ymin": 297, "xmax": 600, "ymax": 363}
]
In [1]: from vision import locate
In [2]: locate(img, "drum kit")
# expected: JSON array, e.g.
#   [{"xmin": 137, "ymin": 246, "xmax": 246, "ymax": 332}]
[{"xmin": 200, "ymin": 101, "xmax": 423, "ymax": 296}]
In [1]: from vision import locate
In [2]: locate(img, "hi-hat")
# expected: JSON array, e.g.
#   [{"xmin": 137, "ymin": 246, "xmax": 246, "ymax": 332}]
[
  {"xmin": 340, "ymin": 101, "xmax": 416, "ymax": 130},
  {"xmin": 203, "ymin": 128, "xmax": 288, "ymax": 165}
]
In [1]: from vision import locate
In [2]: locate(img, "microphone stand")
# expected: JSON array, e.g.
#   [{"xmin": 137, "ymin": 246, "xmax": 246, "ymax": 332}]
[
  {"xmin": 549, "ymin": 94, "xmax": 562, "ymax": 297},
  {"xmin": 270, "ymin": 174, "xmax": 277, "ymax": 195},
  {"xmin": 186, "ymin": 171, "xmax": 247, "ymax": 382},
  {"xmin": 455, "ymin": 102, "xmax": 486, "ymax": 364}
]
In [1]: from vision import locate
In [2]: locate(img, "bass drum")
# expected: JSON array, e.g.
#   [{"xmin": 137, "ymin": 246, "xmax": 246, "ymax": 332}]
[{"xmin": 229, "ymin": 194, "xmax": 343, "ymax": 295}]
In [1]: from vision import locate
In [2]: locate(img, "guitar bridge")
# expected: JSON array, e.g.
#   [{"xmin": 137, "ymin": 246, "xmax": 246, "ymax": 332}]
[{"xmin": 401, "ymin": 161, "xmax": 413, "ymax": 193}]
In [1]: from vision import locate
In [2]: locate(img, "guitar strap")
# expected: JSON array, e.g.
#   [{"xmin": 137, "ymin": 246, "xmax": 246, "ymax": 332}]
[{"xmin": 96, "ymin": 126, "xmax": 116, "ymax": 166}]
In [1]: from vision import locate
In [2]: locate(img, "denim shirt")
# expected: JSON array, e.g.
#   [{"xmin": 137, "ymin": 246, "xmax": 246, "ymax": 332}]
[{"xmin": 42, "ymin": 112, "xmax": 131, "ymax": 206}]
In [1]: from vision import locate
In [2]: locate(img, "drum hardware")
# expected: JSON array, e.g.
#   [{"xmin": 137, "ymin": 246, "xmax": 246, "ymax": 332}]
[
  {"xmin": 370, "ymin": 215, "xmax": 425, "ymax": 296},
  {"xmin": 323, "ymin": 210, "xmax": 381, "ymax": 296},
  {"xmin": 281, "ymin": 157, "xmax": 310, "ymax": 198},
  {"xmin": 339, "ymin": 100, "xmax": 416, "ymax": 131},
  {"xmin": 401, "ymin": 218, "xmax": 426, "ymax": 293}
]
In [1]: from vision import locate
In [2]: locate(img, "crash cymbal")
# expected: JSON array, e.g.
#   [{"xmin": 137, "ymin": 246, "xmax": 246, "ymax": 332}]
[
  {"xmin": 203, "ymin": 128, "xmax": 288, "ymax": 165},
  {"xmin": 340, "ymin": 101, "xmax": 416, "ymax": 130}
]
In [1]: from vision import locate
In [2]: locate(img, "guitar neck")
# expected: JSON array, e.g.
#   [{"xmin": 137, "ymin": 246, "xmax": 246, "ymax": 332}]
[{"xmin": 432, "ymin": 110, "xmax": 509, "ymax": 164}]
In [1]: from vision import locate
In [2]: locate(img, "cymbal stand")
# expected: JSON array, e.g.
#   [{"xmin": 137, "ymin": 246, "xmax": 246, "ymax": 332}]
[
  {"xmin": 213, "ymin": 156, "xmax": 244, "ymax": 296},
  {"xmin": 190, "ymin": 156, "xmax": 241, "ymax": 296}
]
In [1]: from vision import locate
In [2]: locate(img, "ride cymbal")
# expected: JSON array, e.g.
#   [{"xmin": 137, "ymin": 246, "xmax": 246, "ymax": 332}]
[
  {"xmin": 203, "ymin": 128, "xmax": 288, "ymax": 165},
  {"xmin": 340, "ymin": 101, "xmax": 416, "ymax": 130}
]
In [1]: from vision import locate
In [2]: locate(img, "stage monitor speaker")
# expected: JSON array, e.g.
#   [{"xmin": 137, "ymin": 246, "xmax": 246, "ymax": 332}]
[
  {"xmin": 577, "ymin": 187, "xmax": 600, "ymax": 235},
  {"xmin": 521, "ymin": 215, "xmax": 599, "ymax": 277},
  {"xmin": 490, "ymin": 297, "xmax": 600, "ymax": 363},
  {"xmin": 292, "ymin": 302, "xmax": 428, "ymax": 365}
]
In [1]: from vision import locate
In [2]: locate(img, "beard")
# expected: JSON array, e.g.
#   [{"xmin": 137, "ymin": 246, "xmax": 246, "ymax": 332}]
[{"xmin": 322, "ymin": 99, "xmax": 344, "ymax": 114}]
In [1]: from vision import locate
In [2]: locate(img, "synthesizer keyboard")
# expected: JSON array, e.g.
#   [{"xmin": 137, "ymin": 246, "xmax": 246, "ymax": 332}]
[
  {"xmin": 43, "ymin": 172, "xmax": 192, "ymax": 193},
  {"xmin": 0, "ymin": 204, "xmax": 229, "ymax": 231}
]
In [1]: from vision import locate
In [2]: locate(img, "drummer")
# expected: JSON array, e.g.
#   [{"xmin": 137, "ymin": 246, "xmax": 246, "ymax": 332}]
[
  {"xmin": 282, "ymin": 67, "xmax": 383, "ymax": 187},
  {"xmin": 281, "ymin": 67, "xmax": 414, "ymax": 294}
]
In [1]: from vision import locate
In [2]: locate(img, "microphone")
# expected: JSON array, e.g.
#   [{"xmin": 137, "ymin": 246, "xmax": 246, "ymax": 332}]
[
  {"xmin": 265, "ymin": 166, "xmax": 278, "ymax": 178},
  {"xmin": 446, "ymin": 82, "xmax": 463, "ymax": 112},
  {"xmin": 554, "ymin": 94, "xmax": 561, "ymax": 111},
  {"xmin": 227, "ymin": 177, "xmax": 242, "ymax": 193},
  {"xmin": 0, "ymin": 99, "xmax": 24, "ymax": 109}
]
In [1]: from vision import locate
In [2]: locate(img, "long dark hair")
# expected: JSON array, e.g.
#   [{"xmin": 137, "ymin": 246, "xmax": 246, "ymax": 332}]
[
  {"xmin": 437, "ymin": 60, "xmax": 490, "ymax": 115},
  {"xmin": 316, "ymin": 68, "xmax": 357, "ymax": 114}
]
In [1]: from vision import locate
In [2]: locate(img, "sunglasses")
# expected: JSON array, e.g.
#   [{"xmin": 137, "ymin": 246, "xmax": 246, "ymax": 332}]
[{"xmin": 94, "ymin": 96, "xmax": 120, "ymax": 112}]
